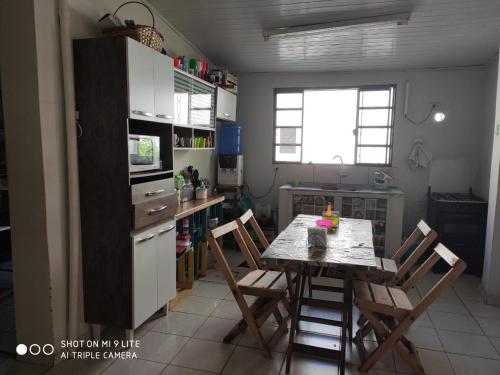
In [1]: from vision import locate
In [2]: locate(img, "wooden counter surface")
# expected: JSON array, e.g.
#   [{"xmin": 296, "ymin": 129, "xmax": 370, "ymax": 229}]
[{"xmin": 174, "ymin": 195, "xmax": 225, "ymax": 220}]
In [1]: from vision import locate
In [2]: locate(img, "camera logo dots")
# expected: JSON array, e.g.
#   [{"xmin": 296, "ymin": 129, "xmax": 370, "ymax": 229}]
[
  {"xmin": 16, "ymin": 344, "xmax": 54, "ymax": 356},
  {"xmin": 16, "ymin": 344, "xmax": 27, "ymax": 355}
]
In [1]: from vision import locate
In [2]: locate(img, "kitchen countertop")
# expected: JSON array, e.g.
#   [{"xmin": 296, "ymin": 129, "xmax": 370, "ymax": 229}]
[
  {"xmin": 280, "ymin": 183, "xmax": 404, "ymax": 195},
  {"xmin": 174, "ymin": 195, "xmax": 225, "ymax": 220}
]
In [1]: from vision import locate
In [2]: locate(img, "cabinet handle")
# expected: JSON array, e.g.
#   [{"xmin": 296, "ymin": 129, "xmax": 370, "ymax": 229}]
[
  {"xmin": 132, "ymin": 110, "xmax": 153, "ymax": 117},
  {"xmin": 156, "ymin": 114, "xmax": 173, "ymax": 119},
  {"xmin": 149, "ymin": 205, "xmax": 168, "ymax": 214},
  {"xmin": 136, "ymin": 233, "xmax": 156, "ymax": 243},
  {"xmin": 145, "ymin": 188, "xmax": 165, "ymax": 197},
  {"xmin": 158, "ymin": 225, "xmax": 175, "ymax": 235},
  {"xmin": 223, "ymin": 112, "xmax": 230, "ymax": 117}
]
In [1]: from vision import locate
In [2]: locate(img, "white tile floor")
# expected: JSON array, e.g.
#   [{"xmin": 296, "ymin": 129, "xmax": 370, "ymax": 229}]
[{"xmin": 3, "ymin": 259, "xmax": 500, "ymax": 375}]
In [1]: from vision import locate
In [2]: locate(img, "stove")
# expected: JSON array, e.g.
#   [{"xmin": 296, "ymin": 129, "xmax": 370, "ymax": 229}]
[{"xmin": 427, "ymin": 188, "xmax": 487, "ymax": 276}]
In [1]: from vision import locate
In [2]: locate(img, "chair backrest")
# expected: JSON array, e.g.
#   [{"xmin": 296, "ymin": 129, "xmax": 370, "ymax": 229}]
[
  {"xmin": 390, "ymin": 220, "xmax": 437, "ymax": 285},
  {"xmin": 402, "ymin": 243, "xmax": 466, "ymax": 318},
  {"xmin": 236, "ymin": 209, "xmax": 269, "ymax": 269},
  {"xmin": 207, "ymin": 220, "xmax": 259, "ymax": 292}
]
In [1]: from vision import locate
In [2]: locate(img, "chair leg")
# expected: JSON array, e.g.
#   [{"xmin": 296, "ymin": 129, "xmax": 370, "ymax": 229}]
[
  {"xmin": 232, "ymin": 294, "xmax": 271, "ymax": 358},
  {"xmin": 394, "ymin": 341, "xmax": 425, "ymax": 375},
  {"xmin": 273, "ymin": 309, "xmax": 283, "ymax": 326},
  {"xmin": 357, "ymin": 314, "xmax": 367, "ymax": 326}
]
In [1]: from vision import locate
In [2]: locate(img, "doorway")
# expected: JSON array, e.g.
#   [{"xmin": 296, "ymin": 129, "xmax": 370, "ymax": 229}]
[{"xmin": 0, "ymin": 83, "xmax": 16, "ymax": 353}]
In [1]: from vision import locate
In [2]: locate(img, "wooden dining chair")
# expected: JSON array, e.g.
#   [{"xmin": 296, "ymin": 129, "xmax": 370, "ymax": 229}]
[
  {"xmin": 236, "ymin": 209, "xmax": 269, "ymax": 268},
  {"xmin": 355, "ymin": 220, "xmax": 437, "ymax": 286},
  {"xmin": 236, "ymin": 209, "xmax": 296, "ymax": 293},
  {"xmin": 207, "ymin": 221, "xmax": 291, "ymax": 358},
  {"xmin": 353, "ymin": 243, "xmax": 466, "ymax": 374}
]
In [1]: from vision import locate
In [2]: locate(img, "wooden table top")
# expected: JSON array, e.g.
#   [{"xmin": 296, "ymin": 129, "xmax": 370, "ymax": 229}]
[
  {"xmin": 174, "ymin": 195, "xmax": 225, "ymax": 220},
  {"xmin": 261, "ymin": 214, "xmax": 376, "ymax": 269}
]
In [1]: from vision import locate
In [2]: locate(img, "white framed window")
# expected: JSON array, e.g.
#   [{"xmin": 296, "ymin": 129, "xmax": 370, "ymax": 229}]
[{"xmin": 273, "ymin": 85, "xmax": 396, "ymax": 165}]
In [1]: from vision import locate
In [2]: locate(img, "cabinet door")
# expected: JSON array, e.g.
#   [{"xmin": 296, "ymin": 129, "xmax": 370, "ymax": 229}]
[
  {"xmin": 154, "ymin": 53, "xmax": 174, "ymax": 123},
  {"xmin": 156, "ymin": 221, "xmax": 176, "ymax": 308},
  {"xmin": 216, "ymin": 87, "xmax": 237, "ymax": 122},
  {"xmin": 174, "ymin": 70, "xmax": 191, "ymax": 126},
  {"xmin": 127, "ymin": 38, "xmax": 155, "ymax": 120},
  {"xmin": 191, "ymin": 79, "xmax": 215, "ymax": 128},
  {"xmin": 133, "ymin": 230, "xmax": 158, "ymax": 329}
]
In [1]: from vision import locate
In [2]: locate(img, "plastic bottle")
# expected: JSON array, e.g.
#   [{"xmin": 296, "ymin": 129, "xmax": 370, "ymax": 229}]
[{"xmin": 325, "ymin": 202, "xmax": 333, "ymax": 217}]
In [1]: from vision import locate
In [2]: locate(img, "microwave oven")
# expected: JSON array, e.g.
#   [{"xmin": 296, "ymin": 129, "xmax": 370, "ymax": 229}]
[{"xmin": 128, "ymin": 134, "xmax": 161, "ymax": 173}]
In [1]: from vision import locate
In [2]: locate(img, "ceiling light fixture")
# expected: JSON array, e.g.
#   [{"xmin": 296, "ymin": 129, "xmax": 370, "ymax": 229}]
[
  {"xmin": 404, "ymin": 81, "xmax": 446, "ymax": 125},
  {"xmin": 433, "ymin": 112, "xmax": 446, "ymax": 122},
  {"xmin": 262, "ymin": 12, "xmax": 411, "ymax": 41}
]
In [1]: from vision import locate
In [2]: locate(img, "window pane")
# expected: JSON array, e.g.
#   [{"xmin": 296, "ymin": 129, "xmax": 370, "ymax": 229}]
[
  {"xmin": 358, "ymin": 128, "xmax": 389, "ymax": 145},
  {"xmin": 174, "ymin": 93, "xmax": 189, "ymax": 125},
  {"xmin": 359, "ymin": 90, "xmax": 391, "ymax": 107},
  {"xmin": 302, "ymin": 89, "xmax": 357, "ymax": 164},
  {"xmin": 276, "ymin": 110, "xmax": 302, "ymax": 126},
  {"xmin": 357, "ymin": 147, "xmax": 388, "ymax": 164},
  {"xmin": 359, "ymin": 109, "xmax": 390, "ymax": 126},
  {"xmin": 191, "ymin": 110, "xmax": 211, "ymax": 126},
  {"xmin": 275, "ymin": 146, "xmax": 301, "ymax": 162},
  {"xmin": 276, "ymin": 128, "xmax": 302, "ymax": 144},
  {"xmin": 191, "ymin": 93, "xmax": 212, "ymax": 109},
  {"xmin": 277, "ymin": 93, "xmax": 303, "ymax": 109}
]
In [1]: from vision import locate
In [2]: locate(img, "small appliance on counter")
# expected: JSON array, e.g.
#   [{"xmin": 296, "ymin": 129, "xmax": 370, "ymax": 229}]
[{"xmin": 218, "ymin": 155, "xmax": 243, "ymax": 187}]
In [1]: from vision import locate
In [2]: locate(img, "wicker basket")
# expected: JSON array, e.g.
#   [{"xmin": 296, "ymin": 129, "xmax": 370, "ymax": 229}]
[{"xmin": 102, "ymin": 1, "xmax": 164, "ymax": 51}]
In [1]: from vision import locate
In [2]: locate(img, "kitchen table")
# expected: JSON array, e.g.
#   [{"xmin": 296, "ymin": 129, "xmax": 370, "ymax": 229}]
[{"xmin": 261, "ymin": 214, "xmax": 377, "ymax": 374}]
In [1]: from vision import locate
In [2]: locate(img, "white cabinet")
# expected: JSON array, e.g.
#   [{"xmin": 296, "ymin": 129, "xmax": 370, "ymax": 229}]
[
  {"xmin": 132, "ymin": 219, "xmax": 176, "ymax": 329},
  {"xmin": 156, "ymin": 222, "xmax": 176, "ymax": 308},
  {"xmin": 154, "ymin": 53, "xmax": 175, "ymax": 123},
  {"xmin": 127, "ymin": 38, "xmax": 155, "ymax": 120},
  {"xmin": 216, "ymin": 87, "xmax": 237, "ymax": 122},
  {"xmin": 174, "ymin": 69, "xmax": 216, "ymax": 128},
  {"xmin": 132, "ymin": 227, "xmax": 158, "ymax": 329},
  {"xmin": 127, "ymin": 37, "xmax": 174, "ymax": 124}
]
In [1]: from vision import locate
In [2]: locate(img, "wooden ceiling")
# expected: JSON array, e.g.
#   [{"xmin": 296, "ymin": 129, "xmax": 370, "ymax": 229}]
[{"xmin": 150, "ymin": 0, "xmax": 500, "ymax": 72}]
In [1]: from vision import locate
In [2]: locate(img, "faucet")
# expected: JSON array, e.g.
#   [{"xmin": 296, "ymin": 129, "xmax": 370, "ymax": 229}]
[{"xmin": 332, "ymin": 155, "xmax": 345, "ymax": 185}]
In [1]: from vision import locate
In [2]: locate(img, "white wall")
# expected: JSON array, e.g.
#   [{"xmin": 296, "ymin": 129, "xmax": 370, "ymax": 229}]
[
  {"xmin": 237, "ymin": 68, "xmax": 488, "ymax": 234},
  {"xmin": 478, "ymin": 58, "xmax": 498, "ymax": 200},
  {"xmin": 482, "ymin": 48, "xmax": 500, "ymax": 304},
  {"xmin": 0, "ymin": 0, "xmax": 67, "ymax": 365}
]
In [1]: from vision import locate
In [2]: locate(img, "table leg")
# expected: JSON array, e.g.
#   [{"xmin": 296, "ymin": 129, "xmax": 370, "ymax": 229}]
[
  {"xmin": 285, "ymin": 263, "xmax": 304, "ymax": 374},
  {"xmin": 296, "ymin": 264, "xmax": 308, "ymax": 334},
  {"xmin": 345, "ymin": 269, "xmax": 353, "ymax": 340}
]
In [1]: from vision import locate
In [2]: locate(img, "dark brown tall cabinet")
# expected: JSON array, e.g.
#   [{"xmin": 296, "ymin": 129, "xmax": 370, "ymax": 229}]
[{"xmin": 74, "ymin": 36, "xmax": 177, "ymax": 336}]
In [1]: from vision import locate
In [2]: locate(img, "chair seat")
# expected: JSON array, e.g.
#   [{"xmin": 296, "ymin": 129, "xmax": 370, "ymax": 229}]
[
  {"xmin": 375, "ymin": 257, "xmax": 398, "ymax": 273},
  {"xmin": 237, "ymin": 270, "xmax": 289, "ymax": 296},
  {"xmin": 353, "ymin": 280, "xmax": 413, "ymax": 317}
]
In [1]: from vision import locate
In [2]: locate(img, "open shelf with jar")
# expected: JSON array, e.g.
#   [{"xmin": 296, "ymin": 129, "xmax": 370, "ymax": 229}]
[{"xmin": 173, "ymin": 125, "xmax": 215, "ymax": 150}]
